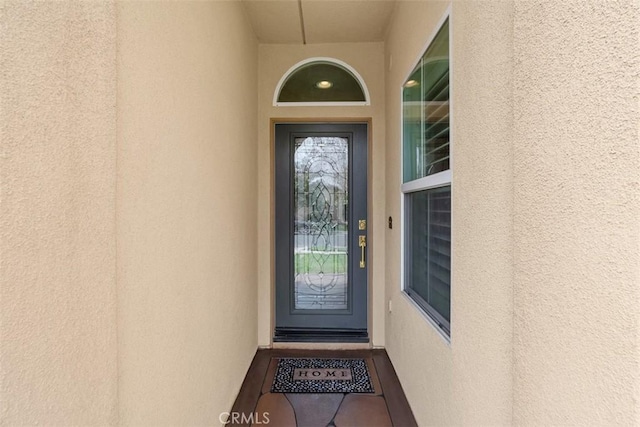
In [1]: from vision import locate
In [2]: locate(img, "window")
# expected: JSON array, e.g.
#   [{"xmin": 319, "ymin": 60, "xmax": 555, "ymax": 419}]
[
  {"xmin": 402, "ymin": 17, "xmax": 451, "ymax": 336},
  {"xmin": 273, "ymin": 57, "xmax": 370, "ymax": 106}
]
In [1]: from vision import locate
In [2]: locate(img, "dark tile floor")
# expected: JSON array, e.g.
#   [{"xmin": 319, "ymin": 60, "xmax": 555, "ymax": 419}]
[{"xmin": 228, "ymin": 349, "xmax": 417, "ymax": 427}]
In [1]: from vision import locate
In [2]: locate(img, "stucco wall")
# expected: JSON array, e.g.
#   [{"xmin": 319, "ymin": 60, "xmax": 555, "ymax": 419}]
[
  {"xmin": 1, "ymin": 1, "xmax": 118, "ymax": 425},
  {"xmin": 384, "ymin": 1, "xmax": 514, "ymax": 425},
  {"xmin": 386, "ymin": 0, "xmax": 639, "ymax": 425},
  {"xmin": 117, "ymin": 2, "xmax": 258, "ymax": 424},
  {"xmin": 257, "ymin": 43, "xmax": 386, "ymax": 347},
  {"xmin": 512, "ymin": 1, "xmax": 640, "ymax": 424}
]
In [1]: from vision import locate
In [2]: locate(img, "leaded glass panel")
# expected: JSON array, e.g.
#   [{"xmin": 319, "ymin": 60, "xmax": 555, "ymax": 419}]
[{"xmin": 293, "ymin": 137, "xmax": 349, "ymax": 310}]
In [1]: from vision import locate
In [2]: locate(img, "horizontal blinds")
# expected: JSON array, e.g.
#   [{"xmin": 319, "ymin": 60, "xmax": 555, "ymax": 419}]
[
  {"xmin": 406, "ymin": 186, "xmax": 451, "ymax": 324},
  {"xmin": 421, "ymin": 22, "xmax": 450, "ymax": 323},
  {"xmin": 422, "ymin": 67, "xmax": 449, "ymax": 176},
  {"xmin": 427, "ymin": 187, "xmax": 450, "ymax": 322}
]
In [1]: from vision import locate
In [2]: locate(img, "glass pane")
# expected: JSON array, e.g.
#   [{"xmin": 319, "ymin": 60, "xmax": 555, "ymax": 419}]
[
  {"xmin": 293, "ymin": 137, "xmax": 349, "ymax": 310},
  {"xmin": 279, "ymin": 63, "xmax": 366, "ymax": 102},
  {"xmin": 403, "ymin": 19, "xmax": 449, "ymax": 182},
  {"xmin": 406, "ymin": 186, "xmax": 451, "ymax": 324}
]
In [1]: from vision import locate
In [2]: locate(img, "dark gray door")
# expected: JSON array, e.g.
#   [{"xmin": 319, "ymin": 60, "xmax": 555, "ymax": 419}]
[{"xmin": 275, "ymin": 123, "xmax": 368, "ymax": 342}]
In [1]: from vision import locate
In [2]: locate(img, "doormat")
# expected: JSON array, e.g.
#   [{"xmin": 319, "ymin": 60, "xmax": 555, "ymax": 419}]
[{"xmin": 270, "ymin": 358, "xmax": 374, "ymax": 393}]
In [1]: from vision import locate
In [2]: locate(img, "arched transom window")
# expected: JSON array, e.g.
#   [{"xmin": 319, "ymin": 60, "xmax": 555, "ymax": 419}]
[{"xmin": 274, "ymin": 58, "xmax": 370, "ymax": 106}]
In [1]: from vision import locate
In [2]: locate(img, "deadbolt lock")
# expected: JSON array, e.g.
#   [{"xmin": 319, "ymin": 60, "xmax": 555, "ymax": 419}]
[{"xmin": 358, "ymin": 220, "xmax": 366, "ymax": 230}]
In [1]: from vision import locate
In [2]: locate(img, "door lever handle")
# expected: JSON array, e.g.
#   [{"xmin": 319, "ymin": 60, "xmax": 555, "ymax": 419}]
[{"xmin": 359, "ymin": 235, "xmax": 366, "ymax": 268}]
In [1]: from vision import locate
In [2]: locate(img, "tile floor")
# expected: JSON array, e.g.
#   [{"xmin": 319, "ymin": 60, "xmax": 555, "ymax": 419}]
[{"xmin": 228, "ymin": 349, "xmax": 417, "ymax": 427}]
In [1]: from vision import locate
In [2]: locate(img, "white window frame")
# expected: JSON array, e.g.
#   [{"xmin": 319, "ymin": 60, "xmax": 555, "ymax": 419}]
[{"xmin": 400, "ymin": 6, "xmax": 453, "ymax": 342}]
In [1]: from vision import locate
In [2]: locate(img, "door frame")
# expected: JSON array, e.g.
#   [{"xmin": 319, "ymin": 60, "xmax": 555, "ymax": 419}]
[{"xmin": 270, "ymin": 118, "xmax": 373, "ymax": 344}]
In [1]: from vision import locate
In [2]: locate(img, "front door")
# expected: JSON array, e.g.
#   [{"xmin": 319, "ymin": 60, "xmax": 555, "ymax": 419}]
[{"xmin": 274, "ymin": 123, "xmax": 368, "ymax": 342}]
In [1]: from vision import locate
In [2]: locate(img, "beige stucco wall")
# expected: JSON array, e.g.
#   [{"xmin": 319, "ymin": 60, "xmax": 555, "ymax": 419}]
[
  {"xmin": 1, "ymin": 1, "xmax": 118, "ymax": 425},
  {"xmin": 386, "ymin": 0, "xmax": 639, "ymax": 425},
  {"xmin": 257, "ymin": 42, "xmax": 386, "ymax": 347},
  {"xmin": 117, "ymin": 1, "xmax": 258, "ymax": 424},
  {"xmin": 512, "ymin": 1, "xmax": 640, "ymax": 424},
  {"xmin": 385, "ymin": 1, "xmax": 515, "ymax": 425},
  {"xmin": 3, "ymin": 1, "xmax": 637, "ymax": 425}
]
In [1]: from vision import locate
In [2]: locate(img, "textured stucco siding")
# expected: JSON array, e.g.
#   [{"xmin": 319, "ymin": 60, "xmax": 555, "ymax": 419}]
[
  {"xmin": 385, "ymin": 0, "xmax": 639, "ymax": 425},
  {"xmin": 512, "ymin": 1, "xmax": 640, "ymax": 424},
  {"xmin": 1, "ymin": 1, "xmax": 118, "ymax": 425},
  {"xmin": 385, "ymin": 0, "xmax": 515, "ymax": 425},
  {"xmin": 116, "ymin": 2, "xmax": 259, "ymax": 424},
  {"xmin": 1, "ymin": 0, "xmax": 638, "ymax": 425}
]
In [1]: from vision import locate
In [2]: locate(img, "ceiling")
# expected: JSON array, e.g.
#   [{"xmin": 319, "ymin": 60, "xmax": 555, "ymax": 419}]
[{"xmin": 242, "ymin": 0, "xmax": 397, "ymax": 44}]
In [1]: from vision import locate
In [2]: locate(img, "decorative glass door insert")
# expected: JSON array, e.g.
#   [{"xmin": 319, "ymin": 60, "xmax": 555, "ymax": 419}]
[{"xmin": 293, "ymin": 137, "xmax": 349, "ymax": 310}]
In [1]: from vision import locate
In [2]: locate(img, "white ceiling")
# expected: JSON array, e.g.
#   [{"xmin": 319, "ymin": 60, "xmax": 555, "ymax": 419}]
[{"xmin": 242, "ymin": 0, "xmax": 397, "ymax": 44}]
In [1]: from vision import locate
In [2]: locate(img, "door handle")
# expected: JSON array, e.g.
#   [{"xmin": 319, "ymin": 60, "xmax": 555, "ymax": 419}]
[{"xmin": 359, "ymin": 235, "xmax": 366, "ymax": 268}]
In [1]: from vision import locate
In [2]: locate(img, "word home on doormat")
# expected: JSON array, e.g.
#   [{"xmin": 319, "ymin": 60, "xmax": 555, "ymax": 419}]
[{"xmin": 270, "ymin": 358, "xmax": 374, "ymax": 393}]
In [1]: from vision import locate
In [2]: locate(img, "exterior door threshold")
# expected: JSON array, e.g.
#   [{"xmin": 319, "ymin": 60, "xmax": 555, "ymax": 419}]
[
  {"xmin": 271, "ymin": 342, "xmax": 371, "ymax": 350},
  {"xmin": 273, "ymin": 328, "xmax": 369, "ymax": 343}
]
